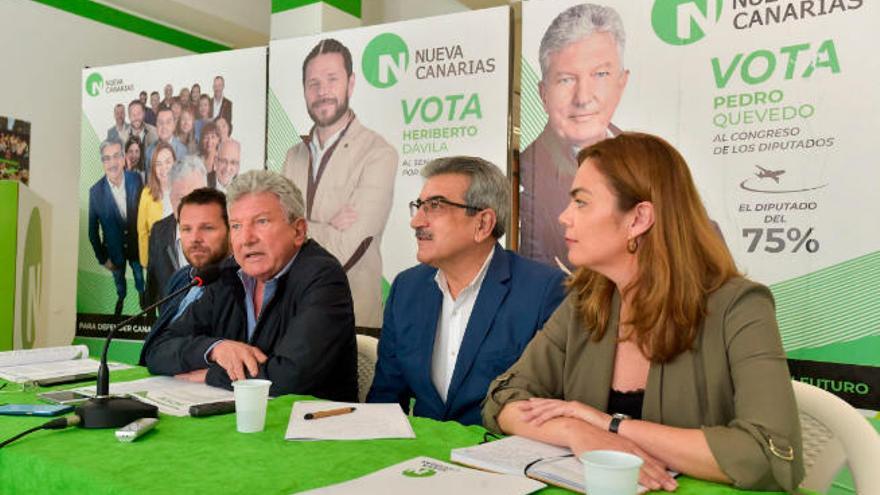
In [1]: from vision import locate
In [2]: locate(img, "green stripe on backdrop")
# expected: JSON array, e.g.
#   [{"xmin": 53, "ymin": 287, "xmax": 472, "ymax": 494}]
[
  {"xmin": 0, "ymin": 182, "xmax": 20, "ymax": 350},
  {"xmin": 272, "ymin": 0, "xmax": 362, "ymax": 18},
  {"xmin": 520, "ymin": 59, "xmax": 546, "ymax": 149},
  {"xmin": 771, "ymin": 249, "xmax": 880, "ymax": 357},
  {"xmin": 32, "ymin": 0, "xmax": 229, "ymax": 53},
  {"xmin": 73, "ymin": 336, "xmax": 143, "ymax": 365},
  {"xmin": 266, "ymin": 88, "xmax": 302, "ymax": 173}
]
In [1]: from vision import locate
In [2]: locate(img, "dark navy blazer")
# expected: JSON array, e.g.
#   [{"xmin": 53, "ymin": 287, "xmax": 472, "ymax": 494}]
[
  {"xmin": 367, "ymin": 244, "xmax": 566, "ymax": 426},
  {"xmin": 88, "ymin": 170, "xmax": 143, "ymax": 267}
]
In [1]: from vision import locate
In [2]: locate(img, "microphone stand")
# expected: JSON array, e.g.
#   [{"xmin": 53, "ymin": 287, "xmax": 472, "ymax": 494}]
[{"xmin": 76, "ymin": 276, "xmax": 205, "ymax": 428}]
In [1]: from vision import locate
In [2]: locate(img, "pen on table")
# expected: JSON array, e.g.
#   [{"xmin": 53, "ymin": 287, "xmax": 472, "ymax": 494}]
[{"xmin": 304, "ymin": 406, "xmax": 356, "ymax": 420}]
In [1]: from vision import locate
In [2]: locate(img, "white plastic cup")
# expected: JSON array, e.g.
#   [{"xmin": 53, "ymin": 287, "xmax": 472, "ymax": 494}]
[
  {"xmin": 580, "ymin": 450, "xmax": 643, "ymax": 495},
  {"xmin": 232, "ymin": 379, "xmax": 272, "ymax": 433}
]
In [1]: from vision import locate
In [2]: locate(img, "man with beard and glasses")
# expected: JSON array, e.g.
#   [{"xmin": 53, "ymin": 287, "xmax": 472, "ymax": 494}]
[
  {"xmin": 367, "ymin": 156, "xmax": 565, "ymax": 425},
  {"xmin": 282, "ymin": 38, "xmax": 397, "ymax": 329},
  {"xmin": 88, "ymin": 138, "xmax": 145, "ymax": 315},
  {"xmin": 139, "ymin": 187, "xmax": 230, "ymax": 365}
]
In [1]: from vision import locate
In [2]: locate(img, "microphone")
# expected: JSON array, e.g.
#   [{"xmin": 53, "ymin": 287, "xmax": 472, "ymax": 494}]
[{"xmin": 76, "ymin": 264, "xmax": 222, "ymax": 428}]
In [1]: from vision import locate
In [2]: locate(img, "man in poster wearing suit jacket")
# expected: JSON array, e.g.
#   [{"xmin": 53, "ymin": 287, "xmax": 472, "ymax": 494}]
[
  {"xmin": 211, "ymin": 75, "xmax": 233, "ymax": 125},
  {"xmin": 367, "ymin": 157, "xmax": 565, "ymax": 426},
  {"xmin": 88, "ymin": 138, "xmax": 145, "ymax": 316},
  {"xmin": 283, "ymin": 38, "xmax": 397, "ymax": 329},
  {"xmin": 519, "ymin": 4, "xmax": 628, "ymax": 269}
]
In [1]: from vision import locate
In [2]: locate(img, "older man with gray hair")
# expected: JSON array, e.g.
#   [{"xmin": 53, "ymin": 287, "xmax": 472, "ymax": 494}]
[
  {"xmin": 144, "ymin": 170, "xmax": 357, "ymax": 400},
  {"xmin": 367, "ymin": 156, "xmax": 565, "ymax": 425},
  {"xmin": 520, "ymin": 3, "xmax": 628, "ymax": 269}
]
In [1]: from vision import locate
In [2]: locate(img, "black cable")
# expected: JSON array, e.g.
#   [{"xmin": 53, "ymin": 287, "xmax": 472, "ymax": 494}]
[
  {"xmin": 523, "ymin": 453, "xmax": 575, "ymax": 477},
  {"xmin": 0, "ymin": 415, "xmax": 81, "ymax": 449}
]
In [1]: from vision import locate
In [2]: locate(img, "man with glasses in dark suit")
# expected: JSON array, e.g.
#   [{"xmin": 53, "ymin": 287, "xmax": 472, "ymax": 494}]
[
  {"xmin": 367, "ymin": 156, "xmax": 566, "ymax": 425},
  {"xmin": 88, "ymin": 138, "xmax": 145, "ymax": 315}
]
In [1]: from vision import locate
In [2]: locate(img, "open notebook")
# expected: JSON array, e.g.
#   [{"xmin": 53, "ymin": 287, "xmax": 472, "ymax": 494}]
[
  {"xmin": 452, "ymin": 435, "xmax": 656, "ymax": 494},
  {"xmin": 0, "ymin": 345, "xmax": 129, "ymax": 385}
]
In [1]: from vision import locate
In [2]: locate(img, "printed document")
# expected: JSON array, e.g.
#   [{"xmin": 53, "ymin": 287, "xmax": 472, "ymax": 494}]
[
  {"xmin": 297, "ymin": 456, "xmax": 544, "ymax": 494},
  {"xmin": 72, "ymin": 376, "xmax": 233, "ymax": 416},
  {"xmin": 0, "ymin": 345, "xmax": 129, "ymax": 384},
  {"xmin": 285, "ymin": 401, "xmax": 415, "ymax": 441}
]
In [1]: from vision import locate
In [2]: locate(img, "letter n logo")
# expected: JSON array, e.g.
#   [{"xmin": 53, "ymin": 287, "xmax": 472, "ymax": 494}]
[
  {"xmin": 652, "ymin": 0, "xmax": 722, "ymax": 46},
  {"xmin": 362, "ymin": 33, "xmax": 409, "ymax": 89}
]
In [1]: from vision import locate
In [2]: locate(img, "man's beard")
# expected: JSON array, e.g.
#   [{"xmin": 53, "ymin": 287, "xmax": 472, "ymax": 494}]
[
  {"xmin": 185, "ymin": 245, "xmax": 228, "ymax": 268},
  {"xmin": 307, "ymin": 96, "xmax": 350, "ymax": 128}
]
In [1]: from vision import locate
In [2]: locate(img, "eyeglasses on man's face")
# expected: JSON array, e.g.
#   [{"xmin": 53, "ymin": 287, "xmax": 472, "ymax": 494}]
[
  {"xmin": 409, "ymin": 196, "xmax": 483, "ymax": 218},
  {"xmin": 101, "ymin": 151, "xmax": 124, "ymax": 163}
]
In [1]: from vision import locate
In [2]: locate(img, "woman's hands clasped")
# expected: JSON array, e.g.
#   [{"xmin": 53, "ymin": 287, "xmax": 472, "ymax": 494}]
[{"xmin": 516, "ymin": 398, "xmax": 678, "ymax": 492}]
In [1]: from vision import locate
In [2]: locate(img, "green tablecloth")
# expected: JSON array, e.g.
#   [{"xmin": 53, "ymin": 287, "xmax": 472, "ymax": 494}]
[{"xmin": 0, "ymin": 368, "xmax": 806, "ymax": 494}]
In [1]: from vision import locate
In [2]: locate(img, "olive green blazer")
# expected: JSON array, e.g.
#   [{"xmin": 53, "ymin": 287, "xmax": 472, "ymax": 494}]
[{"xmin": 482, "ymin": 277, "xmax": 804, "ymax": 493}]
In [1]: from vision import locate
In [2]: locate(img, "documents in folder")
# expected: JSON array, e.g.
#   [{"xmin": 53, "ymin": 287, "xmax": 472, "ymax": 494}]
[
  {"xmin": 297, "ymin": 456, "xmax": 545, "ymax": 494},
  {"xmin": 72, "ymin": 376, "xmax": 233, "ymax": 416},
  {"xmin": 451, "ymin": 435, "xmax": 654, "ymax": 494},
  {"xmin": 285, "ymin": 401, "xmax": 415, "ymax": 441},
  {"xmin": 0, "ymin": 345, "xmax": 130, "ymax": 384}
]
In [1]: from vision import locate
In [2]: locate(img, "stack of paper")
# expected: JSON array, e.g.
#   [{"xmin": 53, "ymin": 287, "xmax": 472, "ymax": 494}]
[
  {"xmin": 285, "ymin": 401, "xmax": 415, "ymax": 441},
  {"xmin": 72, "ymin": 376, "xmax": 234, "ymax": 416},
  {"xmin": 0, "ymin": 345, "xmax": 129, "ymax": 384},
  {"xmin": 297, "ymin": 456, "xmax": 545, "ymax": 494}
]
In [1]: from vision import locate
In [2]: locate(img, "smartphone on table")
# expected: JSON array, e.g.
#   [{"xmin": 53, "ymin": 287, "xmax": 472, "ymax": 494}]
[
  {"xmin": 37, "ymin": 390, "xmax": 91, "ymax": 405},
  {"xmin": 0, "ymin": 404, "xmax": 74, "ymax": 417}
]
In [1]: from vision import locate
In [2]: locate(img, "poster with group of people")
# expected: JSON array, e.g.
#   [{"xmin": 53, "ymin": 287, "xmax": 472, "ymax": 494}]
[
  {"xmin": 519, "ymin": 0, "xmax": 879, "ymax": 408},
  {"xmin": 77, "ymin": 47, "xmax": 266, "ymax": 340},
  {"xmin": 0, "ymin": 117, "xmax": 30, "ymax": 183},
  {"xmin": 267, "ymin": 7, "xmax": 510, "ymax": 328}
]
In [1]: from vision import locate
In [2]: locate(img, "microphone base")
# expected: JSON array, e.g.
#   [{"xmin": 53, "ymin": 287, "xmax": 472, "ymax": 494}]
[{"xmin": 75, "ymin": 396, "xmax": 159, "ymax": 429}]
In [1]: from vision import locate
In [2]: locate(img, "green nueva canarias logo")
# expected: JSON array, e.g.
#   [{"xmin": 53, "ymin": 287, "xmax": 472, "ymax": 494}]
[
  {"xmin": 86, "ymin": 72, "xmax": 103, "ymax": 97},
  {"xmin": 362, "ymin": 33, "xmax": 409, "ymax": 89},
  {"xmin": 652, "ymin": 0, "xmax": 722, "ymax": 46},
  {"xmin": 21, "ymin": 207, "xmax": 42, "ymax": 350},
  {"xmin": 402, "ymin": 467, "xmax": 436, "ymax": 478}
]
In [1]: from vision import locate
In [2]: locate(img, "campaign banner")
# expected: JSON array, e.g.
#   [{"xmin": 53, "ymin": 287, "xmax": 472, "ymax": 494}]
[
  {"xmin": 77, "ymin": 47, "xmax": 267, "ymax": 340},
  {"xmin": 520, "ymin": 0, "xmax": 878, "ymax": 407},
  {"xmin": 268, "ymin": 8, "xmax": 510, "ymax": 328}
]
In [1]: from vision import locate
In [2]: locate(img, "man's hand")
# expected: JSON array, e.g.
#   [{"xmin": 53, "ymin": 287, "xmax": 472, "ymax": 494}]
[
  {"xmin": 103, "ymin": 260, "xmax": 118, "ymax": 271},
  {"xmin": 175, "ymin": 369, "xmax": 208, "ymax": 383},
  {"xmin": 208, "ymin": 340, "xmax": 268, "ymax": 382},
  {"xmin": 329, "ymin": 204, "xmax": 358, "ymax": 231}
]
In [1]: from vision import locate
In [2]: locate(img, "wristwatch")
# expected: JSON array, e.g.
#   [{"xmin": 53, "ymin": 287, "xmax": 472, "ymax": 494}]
[{"xmin": 609, "ymin": 413, "xmax": 630, "ymax": 434}]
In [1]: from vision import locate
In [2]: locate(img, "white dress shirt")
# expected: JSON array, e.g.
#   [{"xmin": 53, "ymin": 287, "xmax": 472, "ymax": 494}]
[
  {"xmin": 430, "ymin": 249, "xmax": 495, "ymax": 403},
  {"xmin": 307, "ymin": 122, "xmax": 347, "ymax": 181},
  {"xmin": 107, "ymin": 175, "xmax": 127, "ymax": 220}
]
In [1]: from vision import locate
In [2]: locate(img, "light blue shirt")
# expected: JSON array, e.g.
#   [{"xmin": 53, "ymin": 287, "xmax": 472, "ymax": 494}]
[
  {"xmin": 238, "ymin": 254, "xmax": 297, "ymax": 341},
  {"xmin": 203, "ymin": 254, "xmax": 298, "ymax": 365},
  {"xmin": 172, "ymin": 285, "xmax": 204, "ymax": 322}
]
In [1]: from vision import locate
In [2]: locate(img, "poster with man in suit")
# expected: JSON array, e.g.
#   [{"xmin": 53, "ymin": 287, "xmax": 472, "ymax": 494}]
[{"xmin": 282, "ymin": 39, "xmax": 397, "ymax": 328}]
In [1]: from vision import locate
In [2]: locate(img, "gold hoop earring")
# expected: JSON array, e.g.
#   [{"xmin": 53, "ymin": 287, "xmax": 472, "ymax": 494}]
[{"xmin": 626, "ymin": 238, "xmax": 638, "ymax": 254}]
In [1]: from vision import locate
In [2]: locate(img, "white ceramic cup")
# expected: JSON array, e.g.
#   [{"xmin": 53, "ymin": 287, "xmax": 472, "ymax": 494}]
[
  {"xmin": 580, "ymin": 450, "xmax": 643, "ymax": 495},
  {"xmin": 231, "ymin": 379, "xmax": 272, "ymax": 433}
]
